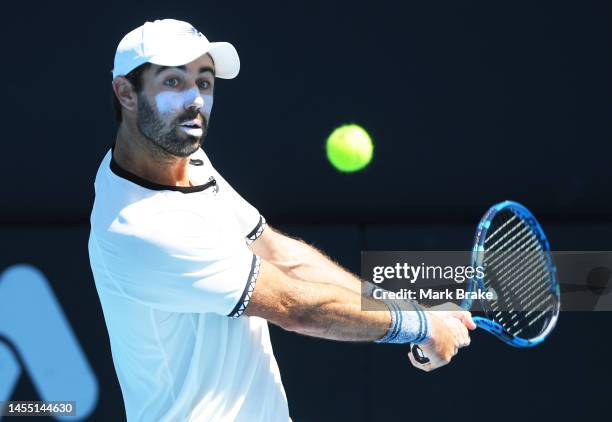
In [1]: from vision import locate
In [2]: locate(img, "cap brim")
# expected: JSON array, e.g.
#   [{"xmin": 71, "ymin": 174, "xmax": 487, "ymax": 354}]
[
  {"xmin": 207, "ymin": 42, "xmax": 240, "ymax": 79},
  {"xmin": 148, "ymin": 40, "xmax": 240, "ymax": 79}
]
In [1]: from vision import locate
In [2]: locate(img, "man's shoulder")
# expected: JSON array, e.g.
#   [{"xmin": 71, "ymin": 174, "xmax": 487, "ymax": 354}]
[{"xmin": 91, "ymin": 148, "xmax": 163, "ymax": 233}]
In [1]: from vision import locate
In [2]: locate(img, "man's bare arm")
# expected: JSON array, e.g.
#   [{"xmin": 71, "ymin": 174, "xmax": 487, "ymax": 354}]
[
  {"xmin": 249, "ymin": 226, "xmax": 362, "ymax": 294},
  {"xmin": 246, "ymin": 258, "xmax": 390, "ymax": 341},
  {"xmin": 247, "ymin": 225, "xmax": 475, "ymax": 369},
  {"xmin": 246, "ymin": 258, "xmax": 471, "ymax": 372}
]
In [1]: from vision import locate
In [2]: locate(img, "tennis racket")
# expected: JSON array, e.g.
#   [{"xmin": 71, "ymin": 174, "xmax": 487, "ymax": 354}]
[{"xmin": 411, "ymin": 200, "xmax": 560, "ymax": 364}]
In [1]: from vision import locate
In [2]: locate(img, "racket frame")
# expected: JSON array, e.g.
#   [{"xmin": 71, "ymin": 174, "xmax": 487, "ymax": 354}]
[{"xmin": 461, "ymin": 201, "xmax": 560, "ymax": 347}]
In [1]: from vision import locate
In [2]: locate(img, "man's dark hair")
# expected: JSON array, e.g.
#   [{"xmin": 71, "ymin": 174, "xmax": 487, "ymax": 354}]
[{"xmin": 112, "ymin": 63, "xmax": 151, "ymax": 123}]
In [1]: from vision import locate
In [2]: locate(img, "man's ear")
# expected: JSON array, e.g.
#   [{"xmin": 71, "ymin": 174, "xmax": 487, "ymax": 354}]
[{"xmin": 112, "ymin": 77, "xmax": 138, "ymax": 115}]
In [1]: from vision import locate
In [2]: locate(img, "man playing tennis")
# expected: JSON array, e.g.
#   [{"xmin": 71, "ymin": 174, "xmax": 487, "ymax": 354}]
[{"xmin": 88, "ymin": 19, "xmax": 475, "ymax": 422}]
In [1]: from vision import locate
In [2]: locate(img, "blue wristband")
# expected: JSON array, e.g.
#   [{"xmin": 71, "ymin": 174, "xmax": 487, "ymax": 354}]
[{"xmin": 374, "ymin": 300, "xmax": 431, "ymax": 344}]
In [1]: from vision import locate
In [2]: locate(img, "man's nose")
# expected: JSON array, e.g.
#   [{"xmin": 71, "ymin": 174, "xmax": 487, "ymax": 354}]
[{"xmin": 184, "ymin": 87, "xmax": 204, "ymax": 111}]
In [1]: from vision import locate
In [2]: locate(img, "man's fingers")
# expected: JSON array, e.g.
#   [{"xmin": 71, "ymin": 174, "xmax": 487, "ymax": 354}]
[
  {"xmin": 411, "ymin": 303, "xmax": 474, "ymax": 372},
  {"xmin": 458, "ymin": 324, "xmax": 470, "ymax": 347},
  {"xmin": 444, "ymin": 318, "xmax": 471, "ymax": 347},
  {"xmin": 448, "ymin": 310, "xmax": 477, "ymax": 330},
  {"xmin": 432, "ymin": 303, "xmax": 477, "ymax": 330},
  {"xmin": 459, "ymin": 312, "xmax": 477, "ymax": 330}
]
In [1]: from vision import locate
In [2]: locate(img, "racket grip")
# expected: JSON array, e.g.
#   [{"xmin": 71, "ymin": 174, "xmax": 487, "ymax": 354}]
[{"xmin": 411, "ymin": 344, "xmax": 430, "ymax": 364}]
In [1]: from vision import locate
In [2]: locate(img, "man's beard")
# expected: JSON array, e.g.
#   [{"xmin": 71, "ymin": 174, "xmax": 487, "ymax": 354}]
[{"xmin": 136, "ymin": 94, "xmax": 208, "ymax": 158}]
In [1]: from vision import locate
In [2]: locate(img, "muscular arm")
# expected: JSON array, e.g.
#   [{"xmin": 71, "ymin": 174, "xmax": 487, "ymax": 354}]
[
  {"xmin": 249, "ymin": 225, "xmax": 363, "ymax": 294},
  {"xmin": 246, "ymin": 258, "xmax": 390, "ymax": 341},
  {"xmin": 247, "ymin": 225, "xmax": 474, "ymax": 369}
]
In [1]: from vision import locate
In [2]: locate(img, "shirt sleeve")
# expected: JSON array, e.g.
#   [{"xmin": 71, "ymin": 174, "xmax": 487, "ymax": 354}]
[
  {"xmin": 92, "ymin": 220, "xmax": 260, "ymax": 317},
  {"xmin": 203, "ymin": 153, "xmax": 267, "ymax": 244}
]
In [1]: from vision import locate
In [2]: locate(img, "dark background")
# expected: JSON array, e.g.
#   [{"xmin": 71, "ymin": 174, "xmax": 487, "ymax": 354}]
[{"xmin": 1, "ymin": 0, "xmax": 610, "ymax": 421}]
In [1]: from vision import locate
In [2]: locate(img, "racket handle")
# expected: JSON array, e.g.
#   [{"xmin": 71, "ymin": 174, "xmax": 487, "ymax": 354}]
[{"xmin": 411, "ymin": 344, "xmax": 430, "ymax": 364}]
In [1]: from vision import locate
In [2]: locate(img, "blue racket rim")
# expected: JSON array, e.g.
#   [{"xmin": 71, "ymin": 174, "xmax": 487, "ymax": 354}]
[{"xmin": 462, "ymin": 200, "xmax": 560, "ymax": 347}]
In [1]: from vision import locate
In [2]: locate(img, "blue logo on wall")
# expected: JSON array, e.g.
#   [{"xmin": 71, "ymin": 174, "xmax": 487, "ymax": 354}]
[{"xmin": 0, "ymin": 264, "xmax": 98, "ymax": 420}]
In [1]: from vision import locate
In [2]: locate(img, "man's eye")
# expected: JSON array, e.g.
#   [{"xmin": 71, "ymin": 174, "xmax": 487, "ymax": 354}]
[
  {"xmin": 198, "ymin": 80, "xmax": 211, "ymax": 90},
  {"xmin": 164, "ymin": 78, "xmax": 179, "ymax": 88}
]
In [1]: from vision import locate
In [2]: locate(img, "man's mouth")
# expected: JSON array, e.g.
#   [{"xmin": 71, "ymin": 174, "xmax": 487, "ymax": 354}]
[
  {"xmin": 177, "ymin": 118, "xmax": 204, "ymax": 137},
  {"xmin": 179, "ymin": 119, "xmax": 202, "ymax": 129}
]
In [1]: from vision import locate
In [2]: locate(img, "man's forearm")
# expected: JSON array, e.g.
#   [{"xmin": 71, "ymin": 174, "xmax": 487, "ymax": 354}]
[
  {"xmin": 293, "ymin": 284, "xmax": 431, "ymax": 345},
  {"xmin": 247, "ymin": 260, "xmax": 430, "ymax": 344},
  {"xmin": 251, "ymin": 227, "xmax": 364, "ymax": 294},
  {"xmin": 287, "ymin": 281, "xmax": 390, "ymax": 341}
]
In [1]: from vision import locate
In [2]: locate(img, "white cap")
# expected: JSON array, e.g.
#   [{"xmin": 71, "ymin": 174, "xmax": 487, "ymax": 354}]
[{"xmin": 112, "ymin": 19, "xmax": 240, "ymax": 79}]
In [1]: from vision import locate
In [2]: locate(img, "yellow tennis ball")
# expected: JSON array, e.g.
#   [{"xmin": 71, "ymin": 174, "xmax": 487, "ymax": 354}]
[{"xmin": 326, "ymin": 124, "xmax": 374, "ymax": 172}]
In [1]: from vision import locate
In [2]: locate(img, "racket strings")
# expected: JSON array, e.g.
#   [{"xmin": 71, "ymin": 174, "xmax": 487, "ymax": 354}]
[
  {"xmin": 489, "ymin": 252, "xmax": 544, "ymax": 318},
  {"xmin": 481, "ymin": 210, "xmax": 556, "ymax": 340},
  {"xmin": 485, "ymin": 238, "xmax": 541, "ymax": 285}
]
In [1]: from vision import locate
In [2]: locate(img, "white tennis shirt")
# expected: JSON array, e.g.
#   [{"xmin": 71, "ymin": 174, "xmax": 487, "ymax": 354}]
[{"xmin": 88, "ymin": 146, "xmax": 290, "ymax": 422}]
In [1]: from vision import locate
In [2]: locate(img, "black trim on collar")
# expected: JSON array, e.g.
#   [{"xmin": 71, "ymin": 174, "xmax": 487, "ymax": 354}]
[{"xmin": 110, "ymin": 145, "xmax": 215, "ymax": 193}]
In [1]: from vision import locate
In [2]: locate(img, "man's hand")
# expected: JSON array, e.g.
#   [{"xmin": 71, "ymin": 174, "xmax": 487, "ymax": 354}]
[{"xmin": 408, "ymin": 303, "xmax": 476, "ymax": 371}]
